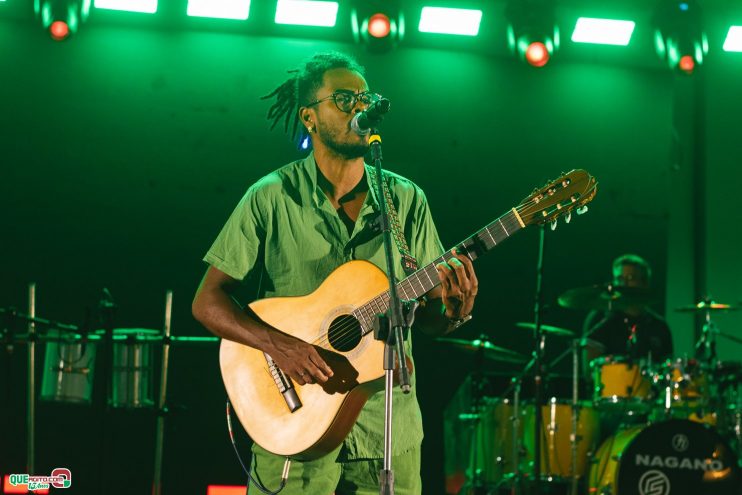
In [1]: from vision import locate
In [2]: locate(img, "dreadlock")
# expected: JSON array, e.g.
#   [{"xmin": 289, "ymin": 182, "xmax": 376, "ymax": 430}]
[{"xmin": 260, "ymin": 51, "xmax": 366, "ymax": 142}]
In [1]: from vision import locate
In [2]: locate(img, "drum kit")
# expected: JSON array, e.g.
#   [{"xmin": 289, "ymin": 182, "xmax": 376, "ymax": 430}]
[
  {"xmin": 441, "ymin": 285, "xmax": 742, "ymax": 495},
  {"xmin": 1, "ymin": 284, "xmax": 219, "ymax": 495}
]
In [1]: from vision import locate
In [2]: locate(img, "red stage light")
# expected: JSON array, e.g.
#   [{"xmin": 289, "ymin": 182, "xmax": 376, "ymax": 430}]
[
  {"xmin": 367, "ymin": 13, "xmax": 391, "ymax": 38},
  {"xmin": 206, "ymin": 485, "xmax": 247, "ymax": 495},
  {"xmin": 525, "ymin": 41, "xmax": 550, "ymax": 67},
  {"xmin": 679, "ymin": 54, "xmax": 695, "ymax": 74},
  {"xmin": 49, "ymin": 21, "xmax": 70, "ymax": 41}
]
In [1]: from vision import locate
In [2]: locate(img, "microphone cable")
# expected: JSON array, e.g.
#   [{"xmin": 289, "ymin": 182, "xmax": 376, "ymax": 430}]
[{"xmin": 225, "ymin": 401, "xmax": 291, "ymax": 494}]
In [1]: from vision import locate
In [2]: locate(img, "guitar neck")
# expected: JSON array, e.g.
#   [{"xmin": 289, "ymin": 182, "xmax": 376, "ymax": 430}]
[{"xmin": 354, "ymin": 208, "xmax": 525, "ymax": 330}]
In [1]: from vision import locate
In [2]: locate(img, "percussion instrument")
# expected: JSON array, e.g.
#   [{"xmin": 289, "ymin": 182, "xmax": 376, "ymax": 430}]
[
  {"xmin": 521, "ymin": 398, "xmax": 599, "ymax": 480},
  {"xmin": 590, "ymin": 355, "xmax": 652, "ymax": 412},
  {"xmin": 589, "ymin": 419, "xmax": 741, "ymax": 494},
  {"xmin": 40, "ymin": 330, "xmax": 96, "ymax": 404}
]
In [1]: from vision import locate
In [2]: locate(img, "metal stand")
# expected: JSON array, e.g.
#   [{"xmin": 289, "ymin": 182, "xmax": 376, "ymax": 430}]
[
  {"xmin": 152, "ymin": 290, "xmax": 173, "ymax": 495},
  {"xmin": 368, "ymin": 130, "xmax": 414, "ymax": 495},
  {"xmin": 531, "ymin": 225, "xmax": 546, "ymax": 495},
  {"xmin": 27, "ymin": 283, "xmax": 36, "ymax": 475}
]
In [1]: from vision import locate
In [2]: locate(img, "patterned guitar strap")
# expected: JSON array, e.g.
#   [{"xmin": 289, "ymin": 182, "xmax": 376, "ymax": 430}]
[{"xmin": 367, "ymin": 167, "xmax": 419, "ymax": 276}]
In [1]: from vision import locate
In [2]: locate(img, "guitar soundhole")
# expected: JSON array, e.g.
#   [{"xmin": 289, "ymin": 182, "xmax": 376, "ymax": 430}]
[{"xmin": 328, "ymin": 314, "xmax": 362, "ymax": 352}]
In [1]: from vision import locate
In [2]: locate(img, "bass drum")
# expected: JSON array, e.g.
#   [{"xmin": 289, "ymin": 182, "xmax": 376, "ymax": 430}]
[{"xmin": 589, "ymin": 419, "xmax": 741, "ymax": 495}]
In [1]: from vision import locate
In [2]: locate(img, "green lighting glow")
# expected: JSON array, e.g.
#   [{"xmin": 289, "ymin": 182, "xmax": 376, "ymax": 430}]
[
  {"xmin": 571, "ymin": 18, "xmax": 635, "ymax": 46},
  {"xmin": 94, "ymin": 0, "xmax": 157, "ymax": 13},
  {"xmin": 418, "ymin": 7, "xmax": 482, "ymax": 36},
  {"xmin": 723, "ymin": 26, "xmax": 742, "ymax": 52},
  {"xmin": 275, "ymin": 0, "xmax": 338, "ymax": 27},
  {"xmin": 187, "ymin": 0, "xmax": 250, "ymax": 20}
]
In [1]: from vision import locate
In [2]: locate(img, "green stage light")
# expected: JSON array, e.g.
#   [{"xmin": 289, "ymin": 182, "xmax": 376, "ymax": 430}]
[
  {"xmin": 418, "ymin": 7, "xmax": 482, "ymax": 36},
  {"xmin": 187, "ymin": 0, "xmax": 250, "ymax": 20},
  {"xmin": 571, "ymin": 18, "xmax": 635, "ymax": 46},
  {"xmin": 94, "ymin": 0, "xmax": 156, "ymax": 13},
  {"xmin": 275, "ymin": 0, "xmax": 338, "ymax": 27},
  {"xmin": 723, "ymin": 26, "xmax": 742, "ymax": 52}
]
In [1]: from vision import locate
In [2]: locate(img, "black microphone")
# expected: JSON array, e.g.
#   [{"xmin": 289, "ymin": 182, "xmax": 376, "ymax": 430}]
[{"xmin": 350, "ymin": 97, "xmax": 391, "ymax": 135}]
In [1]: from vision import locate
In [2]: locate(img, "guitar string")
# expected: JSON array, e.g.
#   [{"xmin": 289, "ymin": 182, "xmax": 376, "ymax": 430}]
[
  {"xmin": 306, "ymin": 213, "xmax": 532, "ymax": 351},
  {"xmin": 304, "ymin": 189, "xmax": 585, "ymax": 352},
  {"xmin": 301, "ymin": 184, "xmax": 592, "ymax": 351},
  {"xmin": 306, "ymin": 215, "xmax": 526, "ymax": 351}
]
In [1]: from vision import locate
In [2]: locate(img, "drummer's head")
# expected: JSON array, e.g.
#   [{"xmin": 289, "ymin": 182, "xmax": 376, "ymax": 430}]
[{"xmin": 612, "ymin": 254, "xmax": 651, "ymax": 289}]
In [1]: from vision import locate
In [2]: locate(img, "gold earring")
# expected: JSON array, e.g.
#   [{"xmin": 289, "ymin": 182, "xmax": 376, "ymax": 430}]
[{"xmin": 308, "ymin": 126, "xmax": 315, "ymax": 133}]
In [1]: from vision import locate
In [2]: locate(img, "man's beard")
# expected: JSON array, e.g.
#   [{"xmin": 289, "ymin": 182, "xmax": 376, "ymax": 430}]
[{"xmin": 317, "ymin": 124, "xmax": 369, "ymax": 159}]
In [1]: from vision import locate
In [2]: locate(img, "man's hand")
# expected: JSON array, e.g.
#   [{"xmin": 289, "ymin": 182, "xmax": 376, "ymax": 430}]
[
  {"xmin": 266, "ymin": 332, "xmax": 334, "ymax": 386},
  {"xmin": 436, "ymin": 248, "xmax": 478, "ymax": 319}
]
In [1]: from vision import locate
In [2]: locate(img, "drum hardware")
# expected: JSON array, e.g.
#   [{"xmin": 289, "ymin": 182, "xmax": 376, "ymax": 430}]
[
  {"xmin": 557, "ymin": 284, "xmax": 655, "ymax": 312},
  {"xmin": 435, "ymin": 335, "xmax": 528, "ymax": 364},
  {"xmin": 515, "ymin": 322, "xmax": 576, "ymax": 338}
]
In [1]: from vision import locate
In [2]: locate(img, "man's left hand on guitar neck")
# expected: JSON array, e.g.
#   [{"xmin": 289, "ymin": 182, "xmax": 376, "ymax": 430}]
[{"xmin": 416, "ymin": 248, "xmax": 479, "ymax": 336}]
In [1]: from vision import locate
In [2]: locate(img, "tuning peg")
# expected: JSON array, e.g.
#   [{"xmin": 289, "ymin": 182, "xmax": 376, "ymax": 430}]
[
  {"xmin": 565, "ymin": 211, "xmax": 572, "ymax": 224},
  {"xmin": 550, "ymin": 219, "xmax": 557, "ymax": 231},
  {"xmin": 576, "ymin": 205, "xmax": 589, "ymax": 215}
]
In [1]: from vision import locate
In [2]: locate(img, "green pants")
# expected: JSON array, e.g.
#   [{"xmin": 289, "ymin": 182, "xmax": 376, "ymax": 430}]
[{"xmin": 248, "ymin": 444, "xmax": 422, "ymax": 495}]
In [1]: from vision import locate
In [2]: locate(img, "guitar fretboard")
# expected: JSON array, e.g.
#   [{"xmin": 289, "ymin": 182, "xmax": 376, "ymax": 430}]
[{"xmin": 353, "ymin": 208, "xmax": 525, "ymax": 333}]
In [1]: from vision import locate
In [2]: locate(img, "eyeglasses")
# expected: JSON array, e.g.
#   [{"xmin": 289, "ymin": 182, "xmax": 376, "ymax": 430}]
[{"xmin": 305, "ymin": 90, "xmax": 382, "ymax": 113}]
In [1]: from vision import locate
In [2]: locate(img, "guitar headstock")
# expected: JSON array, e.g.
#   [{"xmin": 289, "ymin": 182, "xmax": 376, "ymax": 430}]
[{"xmin": 516, "ymin": 170, "xmax": 597, "ymax": 227}]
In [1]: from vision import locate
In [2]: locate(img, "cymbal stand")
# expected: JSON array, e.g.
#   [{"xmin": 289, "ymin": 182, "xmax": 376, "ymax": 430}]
[
  {"xmin": 695, "ymin": 299, "xmax": 718, "ymax": 364},
  {"xmin": 532, "ymin": 224, "xmax": 546, "ymax": 495},
  {"xmin": 152, "ymin": 290, "xmax": 173, "ymax": 495}
]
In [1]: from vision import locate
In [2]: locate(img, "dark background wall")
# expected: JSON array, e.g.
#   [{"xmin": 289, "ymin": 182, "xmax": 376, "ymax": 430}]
[{"xmin": 1, "ymin": 3, "xmax": 740, "ymax": 494}]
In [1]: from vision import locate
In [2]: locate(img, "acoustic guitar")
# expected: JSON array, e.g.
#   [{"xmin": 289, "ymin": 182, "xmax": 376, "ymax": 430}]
[{"xmin": 220, "ymin": 169, "xmax": 597, "ymax": 460}]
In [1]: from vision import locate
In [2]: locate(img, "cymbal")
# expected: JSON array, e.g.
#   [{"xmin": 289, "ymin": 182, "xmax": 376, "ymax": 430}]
[
  {"xmin": 516, "ymin": 322, "xmax": 575, "ymax": 337},
  {"xmin": 435, "ymin": 337, "xmax": 527, "ymax": 364},
  {"xmin": 558, "ymin": 284, "xmax": 654, "ymax": 311},
  {"xmin": 674, "ymin": 300, "xmax": 740, "ymax": 313}
]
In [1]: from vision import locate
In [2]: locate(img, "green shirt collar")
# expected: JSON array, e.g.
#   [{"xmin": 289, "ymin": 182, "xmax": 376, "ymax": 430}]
[{"xmin": 301, "ymin": 151, "xmax": 382, "ymax": 211}]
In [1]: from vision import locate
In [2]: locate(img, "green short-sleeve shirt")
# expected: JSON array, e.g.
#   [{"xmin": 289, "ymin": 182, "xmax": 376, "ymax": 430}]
[{"xmin": 204, "ymin": 152, "xmax": 444, "ymax": 459}]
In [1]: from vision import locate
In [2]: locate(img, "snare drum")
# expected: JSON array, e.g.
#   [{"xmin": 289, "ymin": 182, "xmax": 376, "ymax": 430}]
[
  {"xmin": 40, "ymin": 330, "xmax": 96, "ymax": 404},
  {"xmin": 591, "ymin": 355, "xmax": 652, "ymax": 412},
  {"xmin": 589, "ymin": 419, "xmax": 741, "ymax": 494},
  {"xmin": 521, "ymin": 398, "xmax": 599, "ymax": 479}
]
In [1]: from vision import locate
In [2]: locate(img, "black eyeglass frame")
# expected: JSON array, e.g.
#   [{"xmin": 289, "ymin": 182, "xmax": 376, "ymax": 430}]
[{"xmin": 304, "ymin": 90, "xmax": 382, "ymax": 113}]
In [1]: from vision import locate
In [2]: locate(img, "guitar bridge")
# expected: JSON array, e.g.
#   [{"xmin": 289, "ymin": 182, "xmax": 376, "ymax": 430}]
[{"xmin": 264, "ymin": 353, "xmax": 302, "ymax": 413}]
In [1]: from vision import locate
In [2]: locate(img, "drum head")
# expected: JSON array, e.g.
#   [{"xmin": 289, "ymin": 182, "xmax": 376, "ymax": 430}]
[{"xmin": 617, "ymin": 419, "xmax": 740, "ymax": 494}]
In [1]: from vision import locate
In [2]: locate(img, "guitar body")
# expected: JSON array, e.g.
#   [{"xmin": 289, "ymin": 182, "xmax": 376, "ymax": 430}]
[
  {"xmin": 220, "ymin": 260, "xmax": 393, "ymax": 460},
  {"xmin": 217, "ymin": 169, "xmax": 597, "ymax": 461}
]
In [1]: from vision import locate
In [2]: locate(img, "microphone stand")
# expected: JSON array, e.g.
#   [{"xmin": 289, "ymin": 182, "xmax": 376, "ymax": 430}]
[
  {"xmin": 368, "ymin": 128, "xmax": 414, "ymax": 495},
  {"xmin": 532, "ymin": 224, "xmax": 546, "ymax": 495}
]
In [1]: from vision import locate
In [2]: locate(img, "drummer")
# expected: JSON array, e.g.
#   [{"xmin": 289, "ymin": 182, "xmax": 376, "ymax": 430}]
[{"xmin": 583, "ymin": 254, "xmax": 673, "ymax": 363}]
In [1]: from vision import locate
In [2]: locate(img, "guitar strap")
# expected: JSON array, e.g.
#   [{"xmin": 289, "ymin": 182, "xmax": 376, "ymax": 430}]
[{"xmin": 367, "ymin": 167, "xmax": 418, "ymax": 276}]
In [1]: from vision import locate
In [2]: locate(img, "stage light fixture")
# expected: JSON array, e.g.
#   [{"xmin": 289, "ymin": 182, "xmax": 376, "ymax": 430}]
[
  {"xmin": 571, "ymin": 17, "xmax": 635, "ymax": 46},
  {"xmin": 418, "ymin": 6, "xmax": 481, "ymax": 36},
  {"xmin": 94, "ymin": 0, "xmax": 156, "ymax": 13},
  {"xmin": 187, "ymin": 0, "xmax": 250, "ymax": 20},
  {"xmin": 275, "ymin": 0, "xmax": 338, "ymax": 27},
  {"xmin": 506, "ymin": 0, "xmax": 559, "ymax": 68},
  {"xmin": 653, "ymin": 0, "xmax": 707, "ymax": 74},
  {"xmin": 35, "ymin": 0, "xmax": 91, "ymax": 41},
  {"xmin": 723, "ymin": 26, "xmax": 742, "ymax": 52},
  {"xmin": 351, "ymin": 1, "xmax": 403, "ymax": 52}
]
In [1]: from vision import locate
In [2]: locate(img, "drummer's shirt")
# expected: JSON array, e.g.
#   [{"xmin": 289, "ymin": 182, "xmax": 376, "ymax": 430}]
[
  {"xmin": 583, "ymin": 309, "xmax": 673, "ymax": 361},
  {"xmin": 203, "ymin": 151, "xmax": 445, "ymax": 459}
]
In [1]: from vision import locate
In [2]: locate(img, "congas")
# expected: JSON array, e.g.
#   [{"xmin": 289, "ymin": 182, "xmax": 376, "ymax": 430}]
[
  {"xmin": 591, "ymin": 355, "xmax": 652, "ymax": 412},
  {"xmin": 105, "ymin": 328, "xmax": 159, "ymax": 408},
  {"xmin": 40, "ymin": 330, "xmax": 97, "ymax": 404},
  {"xmin": 521, "ymin": 398, "xmax": 599, "ymax": 479},
  {"xmin": 589, "ymin": 419, "xmax": 741, "ymax": 494}
]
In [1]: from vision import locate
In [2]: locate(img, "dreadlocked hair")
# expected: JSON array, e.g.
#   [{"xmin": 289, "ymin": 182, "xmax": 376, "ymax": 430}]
[{"xmin": 260, "ymin": 51, "xmax": 366, "ymax": 142}]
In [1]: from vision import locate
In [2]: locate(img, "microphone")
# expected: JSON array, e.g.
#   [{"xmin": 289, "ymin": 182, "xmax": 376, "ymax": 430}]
[{"xmin": 350, "ymin": 97, "xmax": 391, "ymax": 135}]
